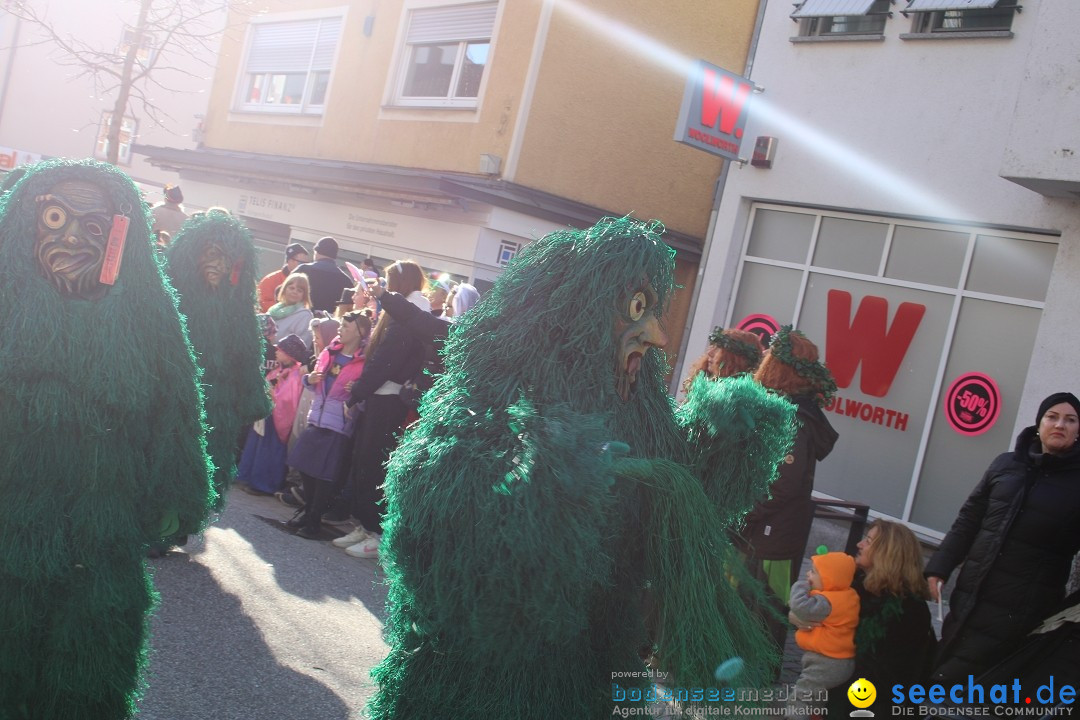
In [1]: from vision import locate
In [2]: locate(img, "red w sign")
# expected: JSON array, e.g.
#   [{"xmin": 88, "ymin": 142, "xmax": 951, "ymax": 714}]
[
  {"xmin": 826, "ymin": 290, "xmax": 926, "ymax": 398},
  {"xmin": 674, "ymin": 60, "xmax": 753, "ymax": 162}
]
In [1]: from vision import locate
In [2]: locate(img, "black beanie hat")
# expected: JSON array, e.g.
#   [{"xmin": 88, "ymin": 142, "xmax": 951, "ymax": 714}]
[{"xmin": 1036, "ymin": 392, "xmax": 1080, "ymax": 425}]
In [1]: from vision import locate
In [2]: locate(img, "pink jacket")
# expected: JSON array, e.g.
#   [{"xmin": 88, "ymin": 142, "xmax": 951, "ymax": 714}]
[{"xmin": 268, "ymin": 363, "xmax": 304, "ymax": 444}]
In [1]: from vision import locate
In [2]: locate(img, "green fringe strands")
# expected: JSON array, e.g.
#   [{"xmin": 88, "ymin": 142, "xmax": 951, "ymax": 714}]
[
  {"xmin": 166, "ymin": 211, "xmax": 271, "ymax": 507},
  {"xmin": 367, "ymin": 217, "xmax": 797, "ymax": 719},
  {"xmin": 0, "ymin": 159, "xmax": 214, "ymax": 717}
]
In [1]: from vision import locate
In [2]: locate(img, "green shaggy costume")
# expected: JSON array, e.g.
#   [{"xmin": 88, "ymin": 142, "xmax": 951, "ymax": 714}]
[
  {"xmin": 165, "ymin": 212, "xmax": 270, "ymax": 508},
  {"xmin": 369, "ymin": 218, "xmax": 797, "ymax": 718},
  {"xmin": 0, "ymin": 159, "xmax": 214, "ymax": 718}
]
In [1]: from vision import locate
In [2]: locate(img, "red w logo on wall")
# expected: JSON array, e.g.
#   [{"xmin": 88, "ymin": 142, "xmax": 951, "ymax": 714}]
[{"xmin": 826, "ymin": 290, "xmax": 926, "ymax": 398}]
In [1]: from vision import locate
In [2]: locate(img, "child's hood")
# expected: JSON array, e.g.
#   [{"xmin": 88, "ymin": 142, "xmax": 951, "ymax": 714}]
[{"xmin": 811, "ymin": 552, "xmax": 855, "ymax": 591}]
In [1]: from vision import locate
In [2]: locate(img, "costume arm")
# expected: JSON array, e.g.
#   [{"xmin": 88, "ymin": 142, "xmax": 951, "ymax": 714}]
[
  {"xmin": 924, "ymin": 459, "xmax": 1001, "ymax": 580},
  {"xmin": 616, "ymin": 455, "xmax": 784, "ymax": 690},
  {"xmin": 676, "ymin": 373, "xmax": 797, "ymax": 527},
  {"xmin": 789, "ymin": 580, "xmax": 833, "ymax": 623}
]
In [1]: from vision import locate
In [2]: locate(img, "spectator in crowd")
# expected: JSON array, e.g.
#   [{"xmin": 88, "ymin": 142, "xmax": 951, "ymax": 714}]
[
  {"xmin": 267, "ymin": 273, "xmax": 314, "ymax": 351},
  {"xmin": 278, "ymin": 316, "xmax": 340, "ymax": 510},
  {"xmin": 286, "ymin": 312, "xmax": 370, "ymax": 539},
  {"xmin": 256, "ymin": 313, "xmax": 278, "ymax": 373},
  {"xmin": 236, "ymin": 333, "xmax": 309, "ymax": 495},
  {"xmin": 737, "ymin": 325, "xmax": 839, "ymax": 653},
  {"xmin": 293, "ymin": 236, "xmax": 354, "ymax": 313},
  {"xmin": 334, "ymin": 287, "xmax": 355, "ymax": 320},
  {"xmin": 925, "ymin": 391, "xmax": 1080, "ymax": 683},
  {"xmin": 151, "ymin": 183, "xmax": 188, "ymax": 242},
  {"xmin": 445, "ymin": 282, "xmax": 480, "ymax": 322},
  {"xmin": 361, "ymin": 256, "xmax": 381, "ymax": 279},
  {"xmin": 338, "ymin": 260, "xmax": 430, "ymax": 558},
  {"xmin": 787, "ymin": 551, "xmax": 859, "ymax": 718},
  {"xmin": 682, "ymin": 326, "xmax": 764, "ymax": 393},
  {"xmin": 258, "ymin": 242, "xmax": 309, "ymax": 312},
  {"xmin": 427, "ymin": 273, "xmax": 453, "ymax": 317},
  {"xmin": 824, "ymin": 520, "xmax": 935, "ymax": 715}
]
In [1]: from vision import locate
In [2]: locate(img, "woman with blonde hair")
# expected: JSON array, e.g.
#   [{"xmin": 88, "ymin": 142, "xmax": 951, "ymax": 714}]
[
  {"xmin": 268, "ymin": 272, "xmax": 314, "ymax": 350},
  {"xmin": 826, "ymin": 519, "xmax": 935, "ymax": 713}
]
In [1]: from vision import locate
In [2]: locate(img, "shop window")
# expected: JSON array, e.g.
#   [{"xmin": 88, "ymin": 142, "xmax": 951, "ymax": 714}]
[
  {"xmin": 237, "ymin": 14, "xmax": 343, "ymax": 115},
  {"xmin": 903, "ymin": 0, "xmax": 1018, "ymax": 34},
  {"xmin": 792, "ymin": 0, "xmax": 892, "ymax": 38},
  {"xmin": 392, "ymin": 2, "xmax": 497, "ymax": 108}
]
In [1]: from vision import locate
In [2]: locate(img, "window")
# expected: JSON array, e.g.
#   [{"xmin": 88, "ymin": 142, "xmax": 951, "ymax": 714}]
[
  {"xmin": 904, "ymin": 0, "xmax": 1018, "ymax": 33},
  {"xmin": 238, "ymin": 15, "xmax": 343, "ymax": 114},
  {"xmin": 393, "ymin": 2, "xmax": 497, "ymax": 108},
  {"xmin": 793, "ymin": 0, "xmax": 891, "ymax": 37},
  {"xmin": 94, "ymin": 113, "xmax": 137, "ymax": 165}
]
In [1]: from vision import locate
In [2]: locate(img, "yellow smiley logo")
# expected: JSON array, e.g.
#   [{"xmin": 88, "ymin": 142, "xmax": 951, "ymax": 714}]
[{"xmin": 847, "ymin": 678, "xmax": 876, "ymax": 709}]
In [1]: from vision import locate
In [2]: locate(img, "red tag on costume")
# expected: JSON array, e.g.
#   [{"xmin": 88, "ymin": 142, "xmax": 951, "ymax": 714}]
[
  {"xmin": 229, "ymin": 258, "xmax": 244, "ymax": 286},
  {"xmin": 99, "ymin": 214, "xmax": 129, "ymax": 285}
]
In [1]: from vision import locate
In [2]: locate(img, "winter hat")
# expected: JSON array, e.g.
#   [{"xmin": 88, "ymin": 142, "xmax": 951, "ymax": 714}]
[
  {"xmin": 1036, "ymin": 392, "xmax": 1080, "ymax": 426},
  {"xmin": 275, "ymin": 334, "xmax": 310, "ymax": 365},
  {"xmin": 811, "ymin": 552, "xmax": 855, "ymax": 591},
  {"xmin": 285, "ymin": 242, "xmax": 307, "ymax": 260},
  {"xmin": 314, "ymin": 236, "xmax": 339, "ymax": 258}
]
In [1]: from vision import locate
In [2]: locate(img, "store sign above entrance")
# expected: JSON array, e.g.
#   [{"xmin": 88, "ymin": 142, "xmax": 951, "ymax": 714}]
[{"xmin": 674, "ymin": 60, "xmax": 755, "ymax": 162}]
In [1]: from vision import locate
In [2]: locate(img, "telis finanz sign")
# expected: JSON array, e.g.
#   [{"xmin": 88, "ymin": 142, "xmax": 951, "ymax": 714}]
[{"xmin": 674, "ymin": 60, "xmax": 755, "ymax": 162}]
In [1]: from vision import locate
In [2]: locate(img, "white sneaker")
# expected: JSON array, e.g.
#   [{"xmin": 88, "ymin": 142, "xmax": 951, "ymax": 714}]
[
  {"xmin": 332, "ymin": 527, "xmax": 371, "ymax": 548},
  {"xmin": 345, "ymin": 534, "xmax": 380, "ymax": 558}
]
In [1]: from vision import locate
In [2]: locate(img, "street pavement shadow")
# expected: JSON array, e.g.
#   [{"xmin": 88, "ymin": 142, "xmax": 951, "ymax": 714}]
[
  {"xmin": 139, "ymin": 553, "xmax": 363, "ymax": 720},
  {"xmin": 184, "ymin": 487, "xmax": 389, "ymax": 621}
]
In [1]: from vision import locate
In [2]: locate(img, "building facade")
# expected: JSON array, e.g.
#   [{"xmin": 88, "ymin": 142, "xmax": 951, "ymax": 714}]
[
  {"xmin": 680, "ymin": 0, "xmax": 1080, "ymax": 535},
  {"xmin": 137, "ymin": 0, "xmax": 764, "ymax": 359}
]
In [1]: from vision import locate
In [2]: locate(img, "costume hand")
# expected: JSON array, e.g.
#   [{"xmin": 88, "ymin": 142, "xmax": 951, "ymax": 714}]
[
  {"xmin": 159, "ymin": 510, "xmax": 180, "ymax": 539},
  {"xmin": 927, "ymin": 575, "xmax": 944, "ymax": 601}
]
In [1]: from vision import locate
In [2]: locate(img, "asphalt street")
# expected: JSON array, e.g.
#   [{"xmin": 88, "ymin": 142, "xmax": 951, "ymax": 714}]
[{"xmin": 136, "ymin": 488, "xmax": 389, "ymax": 720}]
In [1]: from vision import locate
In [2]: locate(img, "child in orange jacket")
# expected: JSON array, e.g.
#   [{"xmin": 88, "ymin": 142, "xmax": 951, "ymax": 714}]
[{"xmin": 787, "ymin": 551, "xmax": 860, "ymax": 717}]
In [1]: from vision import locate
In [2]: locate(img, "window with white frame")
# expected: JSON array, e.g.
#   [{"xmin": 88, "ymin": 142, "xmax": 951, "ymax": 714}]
[
  {"xmin": 94, "ymin": 113, "xmax": 137, "ymax": 165},
  {"xmin": 238, "ymin": 14, "xmax": 343, "ymax": 114},
  {"xmin": 792, "ymin": 0, "xmax": 891, "ymax": 37},
  {"xmin": 904, "ymin": 0, "xmax": 1018, "ymax": 33},
  {"xmin": 393, "ymin": 2, "xmax": 497, "ymax": 108}
]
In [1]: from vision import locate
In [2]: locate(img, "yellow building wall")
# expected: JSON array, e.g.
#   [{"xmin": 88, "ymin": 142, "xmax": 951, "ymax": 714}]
[
  {"xmin": 512, "ymin": 0, "xmax": 759, "ymax": 239},
  {"xmin": 204, "ymin": 0, "xmax": 541, "ymax": 174}
]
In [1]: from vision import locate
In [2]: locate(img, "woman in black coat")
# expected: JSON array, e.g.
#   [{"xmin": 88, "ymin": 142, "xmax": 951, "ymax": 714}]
[
  {"xmin": 926, "ymin": 391, "xmax": 1080, "ymax": 683},
  {"xmin": 737, "ymin": 326, "xmax": 839, "ymax": 652}
]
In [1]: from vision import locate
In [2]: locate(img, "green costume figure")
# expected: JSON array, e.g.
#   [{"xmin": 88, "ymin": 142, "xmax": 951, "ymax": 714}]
[
  {"xmin": 165, "ymin": 211, "xmax": 271, "ymax": 509},
  {"xmin": 369, "ymin": 217, "xmax": 797, "ymax": 718},
  {"xmin": 0, "ymin": 159, "xmax": 214, "ymax": 718}
]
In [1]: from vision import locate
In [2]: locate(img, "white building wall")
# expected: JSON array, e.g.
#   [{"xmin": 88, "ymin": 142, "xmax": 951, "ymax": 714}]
[
  {"xmin": 685, "ymin": 0, "xmax": 1080, "ymax": 435},
  {"xmin": 683, "ymin": 0, "xmax": 1080, "ymax": 532}
]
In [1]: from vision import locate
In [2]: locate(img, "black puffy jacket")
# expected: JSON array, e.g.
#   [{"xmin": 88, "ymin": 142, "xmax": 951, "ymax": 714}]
[
  {"xmin": 739, "ymin": 395, "xmax": 839, "ymax": 560},
  {"xmin": 925, "ymin": 425, "xmax": 1080, "ymax": 681}
]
